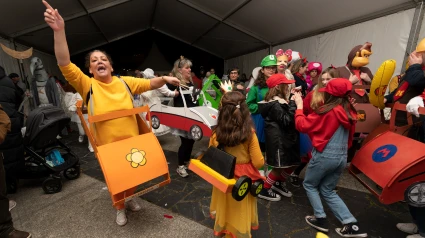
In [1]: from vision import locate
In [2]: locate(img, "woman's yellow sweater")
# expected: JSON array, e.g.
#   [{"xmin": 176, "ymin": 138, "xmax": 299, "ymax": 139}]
[{"xmin": 59, "ymin": 63, "xmax": 151, "ymax": 146}]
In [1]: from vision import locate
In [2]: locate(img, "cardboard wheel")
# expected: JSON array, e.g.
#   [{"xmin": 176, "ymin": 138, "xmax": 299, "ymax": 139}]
[
  {"xmin": 190, "ymin": 125, "xmax": 203, "ymax": 141},
  {"xmin": 232, "ymin": 176, "xmax": 251, "ymax": 201},
  {"xmin": 404, "ymin": 181, "xmax": 425, "ymax": 207},
  {"xmin": 250, "ymin": 180, "xmax": 264, "ymax": 197},
  {"xmin": 151, "ymin": 115, "xmax": 160, "ymax": 129}
]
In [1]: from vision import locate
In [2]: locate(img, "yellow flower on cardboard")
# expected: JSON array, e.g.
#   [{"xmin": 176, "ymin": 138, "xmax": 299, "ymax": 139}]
[{"xmin": 126, "ymin": 148, "xmax": 147, "ymax": 168}]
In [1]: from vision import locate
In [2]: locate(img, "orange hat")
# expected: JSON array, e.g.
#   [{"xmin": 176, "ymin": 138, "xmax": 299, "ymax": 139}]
[
  {"xmin": 319, "ymin": 78, "xmax": 352, "ymax": 97},
  {"xmin": 266, "ymin": 74, "xmax": 295, "ymax": 88}
]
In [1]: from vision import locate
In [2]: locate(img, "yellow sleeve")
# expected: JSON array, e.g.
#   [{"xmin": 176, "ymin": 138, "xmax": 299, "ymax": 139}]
[
  {"xmin": 122, "ymin": 76, "xmax": 152, "ymax": 94},
  {"xmin": 249, "ymin": 132, "xmax": 264, "ymax": 169},
  {"xmin": 209, "ymin": 133, "xmax": 218, "ymax": 147},
  {"xmin": 59, "ymin": 63, "xmax": 91, "ymax": 102}
]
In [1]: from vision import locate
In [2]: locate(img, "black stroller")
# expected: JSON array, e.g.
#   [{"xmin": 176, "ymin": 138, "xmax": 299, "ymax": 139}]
[{"xmin": 22, "ymin": 106, "xmax": 80, "ymax": 194}]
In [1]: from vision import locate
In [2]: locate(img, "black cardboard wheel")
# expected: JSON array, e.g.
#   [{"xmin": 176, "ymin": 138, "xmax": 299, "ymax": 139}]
[
  {"xmin": 404, "ymin": 181, "xmax": 425, "ymax": 207},
  {"xmin": 251, "ymin": 180, "xmax": 264, "ymax": 197},
  {"xmin": 232, "ymin": 176, "xmax": 251, "ymax": 201}
]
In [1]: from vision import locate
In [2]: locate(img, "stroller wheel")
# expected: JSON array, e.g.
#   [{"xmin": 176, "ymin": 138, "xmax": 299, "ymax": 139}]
[
  {"xmin": 42, "ymin": 177, "xmax": 62, "ymax": 194},
  {"xmin": 6, "ymin": 179, "xmax": 18, "ymax": 194},
  {"xmin": 64, "ymin": 164, "xmax": 81, "ymax": 180}
]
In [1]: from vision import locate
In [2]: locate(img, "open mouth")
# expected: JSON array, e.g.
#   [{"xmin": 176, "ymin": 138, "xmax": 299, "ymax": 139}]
[{"xmin": 97, "ymin": 65, "xmax": 106, "ymax": 73}]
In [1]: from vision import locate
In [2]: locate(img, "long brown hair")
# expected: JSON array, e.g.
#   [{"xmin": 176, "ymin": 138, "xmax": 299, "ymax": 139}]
[
  {"xmin": 311, "ymin": 67, "xmax": 338, "ymax": 110},
  {"xmin": 214, "ymin": 92, "xmax": 253, "ymax": 146},
  {"xmin": 264, "ymin": 84, "xmax": 289, "ymax": 102},
  {"xmin": 290, "ymin": 59, "xmax": 308, "ymax": 74},
  {"xmin": 254, "ymin": 67, "xmax": 276, "ymax": 89},
  {"xmin": 316, "ymin": 93, "xmax": 357, "ymax": 124}
]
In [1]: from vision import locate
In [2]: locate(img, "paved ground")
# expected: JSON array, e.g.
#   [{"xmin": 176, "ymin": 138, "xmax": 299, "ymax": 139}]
[{"xmin": 9, "ymin": 129, "xmax": 414, "ymax": 237}]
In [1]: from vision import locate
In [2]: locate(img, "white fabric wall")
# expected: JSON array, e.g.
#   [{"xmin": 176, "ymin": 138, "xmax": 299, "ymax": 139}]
[
  {"xmin": 224, "ymin": 48, "xmax": 268, "ymax": 77},
  {"xmin": 0, "ymin": 37, "xmax": 63, "ymax": 83},
  {"xmin": 226, "ymin": 8, "xmax": 415, "ymax": 76}
]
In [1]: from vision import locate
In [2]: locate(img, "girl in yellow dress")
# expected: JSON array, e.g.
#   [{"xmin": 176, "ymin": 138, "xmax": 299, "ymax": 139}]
[{"xmin": 209, "ymin": 91, "xmax": 264, "ymax": 238}]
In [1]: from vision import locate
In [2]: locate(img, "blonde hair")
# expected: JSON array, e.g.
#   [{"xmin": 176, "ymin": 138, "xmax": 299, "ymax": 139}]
[
  {"xmin": 171, "ymin": 56, "xmax": 193, "ymax": 83},
  {"xmin": 310, "ymin": 67, "xmax": 338, "ymax": 110}
]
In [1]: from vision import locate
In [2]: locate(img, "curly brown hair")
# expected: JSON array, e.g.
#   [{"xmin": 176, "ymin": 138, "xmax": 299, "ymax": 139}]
[
  {"xmin": 214, "ymin": 92, "xmax": 253, "ymax": 146},
  {"xmin": 84, "ymin": 50, "xmax": 113, "ymax": 70},
  {"xmin": 254, "ymin": 67, "xmax": 276, "ymax": 89}
]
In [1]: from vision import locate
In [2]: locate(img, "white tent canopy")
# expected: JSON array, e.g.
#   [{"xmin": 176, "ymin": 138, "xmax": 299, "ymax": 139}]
[{"xmin": 0, "ymin": 0, "xmax": 424, "ymax": 77}]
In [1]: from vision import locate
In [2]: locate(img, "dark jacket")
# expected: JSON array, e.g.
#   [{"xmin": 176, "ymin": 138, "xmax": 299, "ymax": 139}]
[
  {"xmin": 293, "ymin": 73, "xmax": 308, "ymax": 97},
  {"xmin": 385, "ymin": 64, "xmax": 425, "ymax": 126},
  {"xmin": 0, "ymin": 66, "xmax": 24, "ymax": 181},
  {"xmin": 168, "ymin": 82, "xmax": 198, "ymax": 108},
  {"xmin": 258, "ymin": 97, "xmax": 300, "ymax": 168},
  {"xmin": 31, "ymin": 76, "xmax": 61, "ymax": 107}
]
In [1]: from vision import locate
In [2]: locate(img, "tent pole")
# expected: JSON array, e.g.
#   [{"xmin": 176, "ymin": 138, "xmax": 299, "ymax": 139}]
[{"xmin": 401, "ymin": 0, "xmax": 425, "ymax": 74}]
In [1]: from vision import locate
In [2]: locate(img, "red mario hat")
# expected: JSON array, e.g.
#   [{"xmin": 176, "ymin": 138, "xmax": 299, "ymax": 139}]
[
  {"xmin": 266, "ymin": 74, "xmax": 295, "ymax": 88},
  {"xmin": 319, "ymin": 78, "xmax": 352, "ymax": 97}
]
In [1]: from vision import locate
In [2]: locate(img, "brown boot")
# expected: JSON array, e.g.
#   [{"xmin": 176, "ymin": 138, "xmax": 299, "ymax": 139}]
[{"xmin": 8, "ymin": 230, "xmax": 31, "ymax": 238}]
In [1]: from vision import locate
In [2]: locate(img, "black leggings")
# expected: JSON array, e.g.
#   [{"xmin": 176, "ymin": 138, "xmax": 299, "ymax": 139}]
[
  {"xmin": 178, "ymin": 136, "xmax": 195, "ymax": 166},
  {"xmin": 293, "ymin": 162, "xmax": 307, "ymax": 176}
]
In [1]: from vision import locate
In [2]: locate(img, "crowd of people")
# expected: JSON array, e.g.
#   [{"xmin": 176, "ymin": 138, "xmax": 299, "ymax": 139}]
[{"xmin": 0, "ymin": 1, "xmax": 424, "ymax": 238}]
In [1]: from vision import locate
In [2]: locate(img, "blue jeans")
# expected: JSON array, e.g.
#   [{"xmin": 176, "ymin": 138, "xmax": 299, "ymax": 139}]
[{"xmin": 303, "ymin": 149, "xmax": 357, "ymax": 224}]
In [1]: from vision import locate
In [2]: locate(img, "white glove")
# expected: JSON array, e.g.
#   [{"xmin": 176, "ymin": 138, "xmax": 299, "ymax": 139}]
[{"xmin": 406, "ymin": 96, "xmax": 424, "ymax": 117}]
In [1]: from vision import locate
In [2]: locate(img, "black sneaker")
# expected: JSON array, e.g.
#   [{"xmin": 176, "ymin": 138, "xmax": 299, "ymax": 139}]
[
  {"xmin": 272, "ymin": 181, "xmax": 293, "ymax": 197},
  {"xmin": 335, "ymin": 223, "xmax": 367, "ymax": 237},
  {"xmin": 289, "ymin": 173, "xmax": 301, "ymax": 187},
  {"xmin": 305, "ymin": 215, "xmax": 329, "ymax": 233},
  {"xmin": 258, "ymin": 188, "xmax": 281, "ymax": 202}
]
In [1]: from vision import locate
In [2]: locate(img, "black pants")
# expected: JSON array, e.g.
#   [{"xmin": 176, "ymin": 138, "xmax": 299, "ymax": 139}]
[
  {"xmin": 178, "ymin": 136, "xmax": 195, "ymax": 166},
  {"xmin": 409, "ymin": 205, "xmax": 425, "ymax": 236},
  {"xmin": 0, "ymin": 153, "xmax": 13, "ymax": 237}
]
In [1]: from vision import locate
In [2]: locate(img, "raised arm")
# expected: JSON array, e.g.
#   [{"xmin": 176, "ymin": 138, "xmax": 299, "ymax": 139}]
[{"xmin": 43, "ymin": 1, "xmax": 70, "ymax": 66}]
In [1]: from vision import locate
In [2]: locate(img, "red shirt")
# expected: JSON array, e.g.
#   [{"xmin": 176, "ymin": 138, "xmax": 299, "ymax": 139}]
[
  {"xmin": 303, "ymin": 91, "xmax": 314, "ymax": 115},
  {"xmin": 295, "ymin": 106, "xmax": 356, "ymax": 152}
]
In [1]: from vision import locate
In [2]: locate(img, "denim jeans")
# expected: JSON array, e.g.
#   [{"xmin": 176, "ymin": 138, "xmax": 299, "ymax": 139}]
[{"xmin": 303, "ymin": 126, "xmax": 357, "ymax": 225}]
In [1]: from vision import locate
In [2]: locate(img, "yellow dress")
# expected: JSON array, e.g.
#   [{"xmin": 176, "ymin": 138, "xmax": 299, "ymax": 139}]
[{"xmin": 209, "ymin": 132, "xmax": 264, "ymax": 238}]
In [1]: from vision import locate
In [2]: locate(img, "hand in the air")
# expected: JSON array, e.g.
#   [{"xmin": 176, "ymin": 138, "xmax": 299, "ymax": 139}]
[
  {"xmin": 349, "ymin": 74, "xmax": 359, "ymax": 84},
  {"xmin": 163, "ymin": 76, "xmax": 180, "ymax": 86},
  {"xmin": 43, "ymin": 1, "xmax": 65, "ymax": 32},
  {"xmin": 406, "ymin": 96, "xmax": 424, "ymax": 117},
  {"xmin": 360, "ymin": 72, "xmax": 371, "ymax": 82},
  {"xmin": 409, "ymin": 51, "xmax": 423, "ymax": 66}
]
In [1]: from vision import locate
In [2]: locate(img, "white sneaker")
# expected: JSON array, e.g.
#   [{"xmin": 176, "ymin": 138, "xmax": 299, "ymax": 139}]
[
  {"xmin": 9, "ymin": 200, "xmax": 16, "ymax": 211},
  {"xmin": 126, "ymin": 199, "xmax": 141, "ymax": 212},
  {"xmin": 116, "ymin": 209, "xmax": 127, "ymax": 226},
  {"xmin": 407, "ymin": 234, "xmax": 424, "ymax": 238},
  {"xmin": 78, "ymin": 136, "xmax": 84, "ymax": 143},
  {"xmin": 397, "ymin": 223, "xmax": 418, "ymax": 234},
  {"xmin": 176, "ymin": 165, "xmax": 188, "ymax": 178},
  {"xmin": 88, "ymin": 144, "xmax": 94, "ymax": 152}
]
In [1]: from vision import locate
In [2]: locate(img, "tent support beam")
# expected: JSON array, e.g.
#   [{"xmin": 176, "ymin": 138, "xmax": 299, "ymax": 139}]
[
  {"xmin": 76, "ymin": 0, "xmax": 109, "ymax": 43},
  {"xmin": 10, "ymin": 0, "xmax": 131, "ymax": 38},
  {"xmin": 177, "ymin": 0, "xmax": 269, "ymax": 46},
  {"xmin": 153, "ymin": 29, "xmax": 223, "ymax": 59},
  {"xmin": 401, "ymin": 0, "xmax": 425, "ymax": 73},
  {"xmin": 149, "ymin": 0, "xmax": 159, "ymax": 28},
  {"xmin": 70, "ymin": 28, "xmax": 149, "ymax": 56}
]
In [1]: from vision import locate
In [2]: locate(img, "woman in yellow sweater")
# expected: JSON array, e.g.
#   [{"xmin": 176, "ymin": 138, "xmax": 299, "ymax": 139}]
[
  {"xmin": 209, "ymin": 91, "xmax": 264, "ymax": 238},
  {"xmin": 43, "ymin": 1, "xmax": 180, "ymax": 226}
]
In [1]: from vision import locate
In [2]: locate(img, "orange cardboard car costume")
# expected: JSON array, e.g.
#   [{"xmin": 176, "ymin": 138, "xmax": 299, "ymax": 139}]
[{"xmin": 76, "ymin": 102, "xmax": 170, "ymax": 206}]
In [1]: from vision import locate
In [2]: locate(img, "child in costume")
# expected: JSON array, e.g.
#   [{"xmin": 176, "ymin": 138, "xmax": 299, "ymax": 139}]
[
  {"xmin": 257, "ymin": 74, "xmax": 299, "ymax": 201},
  {"xmin": 289, "ymin": 67, "xmax": 338, "ymax": 187},
  {"xmin": 276, "ymin": 49, "xmax": 295, "ymax": 100},
  {"xmin": 294, "ymin": 78, "xmax": 367, "ymax": 237},
  {"xmin": 306, "ymin": 62, "xmax": 323, "ymax": 91},
  {"xmin": 246, "ymin": 55, "xmax": 278, "ymax": 152},
  {"xmin": 209, "ymin": 90, "xmax": 264, "ymax": 238}
]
